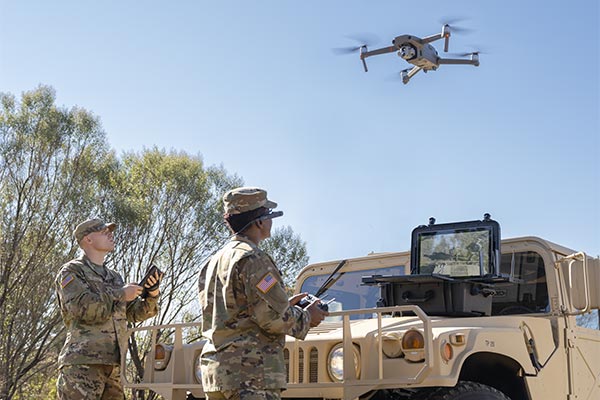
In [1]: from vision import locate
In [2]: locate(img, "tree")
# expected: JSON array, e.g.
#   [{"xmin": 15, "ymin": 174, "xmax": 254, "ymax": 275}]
[
  {"xmin": 103, "ymin": 150, "xmax": 311, "ymax": 397},
  {"xmin": 0, "ymin": 86, "xmax": 310, "ymax": 399},
  {"xmin": 0, "ymin": 85, "xmax": 113, "ymax": 399},
  {"xmin": 96, "ymin": 149, "xmax": 243, "ymax": 396},
  {"xmin": 261, "ymin": 225, "xmax": 309, "ymax": 290},
  {"xmin": 103, "ymin": 148, "xmax": 241, "ymax": 327}
]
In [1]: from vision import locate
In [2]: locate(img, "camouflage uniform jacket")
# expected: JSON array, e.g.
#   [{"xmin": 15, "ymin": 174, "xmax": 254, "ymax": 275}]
[
  {"xmin": 55, "ymin": 255, "xmax": 159, "ymax": 367},
  {"xmin": 198, "ymin": 235, "xmax": 311, "ymax": 391}
]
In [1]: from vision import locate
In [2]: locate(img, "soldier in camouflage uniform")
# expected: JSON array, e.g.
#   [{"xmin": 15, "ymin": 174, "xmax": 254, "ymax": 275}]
[
  {"xmin": 55, "ymin": 218, "xmax": 163, "ymax": 399},
  {"xmin": 199, "ymin": 187, "xmax": 328, "ymax": 400}
]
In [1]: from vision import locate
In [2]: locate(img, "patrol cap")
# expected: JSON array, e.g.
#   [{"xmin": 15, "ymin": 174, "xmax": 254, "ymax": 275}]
[
  {"xmin": 73, "ymin": 218, "xmax": 116, "ymax": 242},
  {"xmin": 223, "ymin": 187, "xmax": 283, "ymax": 219}
]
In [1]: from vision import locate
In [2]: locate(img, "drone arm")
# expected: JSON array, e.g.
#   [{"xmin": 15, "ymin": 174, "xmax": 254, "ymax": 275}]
[
  {"xmin": 361, "ymin": 45, "xmax": 396, "ymax": 59},
  {"xmin": 421, "ymin": 33, "xmax": 444, "ymax": 44},
  {"xmin": 437, "ymin": 57, "xmax": 480, "ymax": 66},
  {"xmin": 360, "ymin": 45, "xmax": 396, "ymax": 72}
]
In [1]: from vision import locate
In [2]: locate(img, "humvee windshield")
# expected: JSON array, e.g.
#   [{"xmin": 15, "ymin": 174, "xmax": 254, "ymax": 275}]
[
  {"xmin": 300, "ymin": 265, "xmax": 405, "ymax": 320},
  {"xmin": 300, "ymin": 250, "xmax": 550, "ymax": 319}
]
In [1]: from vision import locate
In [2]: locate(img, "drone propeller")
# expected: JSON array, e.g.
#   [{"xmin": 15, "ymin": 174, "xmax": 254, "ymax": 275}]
[
  {"xmin": 331, "ymin": 45, "xmax": 366, "ymax": 55},
  {"xmin": 439, "ymin": 17, "xmax": 473, "ymax": 52},
  {"xmin": 439, "ymin": 17, "xmax": 474, "ymax": 34},
  {"xmin": 451, "ymin": 51, "xmax": 479, "ymax": 57},
  {"xmin": 331, "ymin": 34, "xmax": 379, "ymax": 55},
  {"xmin": 449, "ymin": 47, "xmax": 488, "ymax": 57},
  {"xmin": 440, "ymin": 16, "xmax": 468, "ymax": 25},
  {"xmin": 443, "ymin": 25, "xmax": 474, "ymax": 34}
]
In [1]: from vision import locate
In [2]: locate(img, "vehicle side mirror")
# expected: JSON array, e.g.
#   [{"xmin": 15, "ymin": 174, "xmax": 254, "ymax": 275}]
[
  {"xmin": 558, "ymin": 254, "xmax": 600, "ymax": 312},
  {"xmin": 588, "ymin": 257, "xmax": 600, "ymax": 309}
]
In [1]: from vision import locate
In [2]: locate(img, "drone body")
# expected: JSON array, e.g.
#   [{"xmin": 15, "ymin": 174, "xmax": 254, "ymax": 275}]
[{"xmin": 357, "ymin": 24, "xmax": 480, "ymax": 84}]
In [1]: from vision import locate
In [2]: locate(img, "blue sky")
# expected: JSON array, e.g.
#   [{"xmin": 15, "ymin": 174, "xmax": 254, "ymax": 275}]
[{"xmin": 1, "ymin": 1, "xmax": 598, "ymax": 262}]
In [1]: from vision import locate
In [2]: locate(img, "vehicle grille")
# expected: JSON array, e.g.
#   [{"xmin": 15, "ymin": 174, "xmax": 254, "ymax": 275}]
[
  {"xmin": 309, "ymin": 348, "xmax": 318, "ymax": 383},
  {"xmin": 285, "ymin": 346, "xmax": 319, "ymax": 383},
  {"xmin": 284, "ymin": 348, "xmax": 289, "ymax": 382},
  {"xmin": 298, "ymin": 348, "xmax": 304, "ymax": 383}
]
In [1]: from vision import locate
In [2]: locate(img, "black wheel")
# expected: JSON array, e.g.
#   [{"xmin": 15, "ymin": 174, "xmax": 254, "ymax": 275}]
[{"xmin": 418, "ymin": 381, "xmax": 511, "ymax": 400}]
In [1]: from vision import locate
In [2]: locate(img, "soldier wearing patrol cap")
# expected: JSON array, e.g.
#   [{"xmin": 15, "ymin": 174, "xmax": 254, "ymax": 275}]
[
  {"xmin": 55, "ymin": 218, "xmax": 163, "ymax": 399},
  {"xmin": 199, "ymin": 187, "xmax": 328, "ymax": 400}
]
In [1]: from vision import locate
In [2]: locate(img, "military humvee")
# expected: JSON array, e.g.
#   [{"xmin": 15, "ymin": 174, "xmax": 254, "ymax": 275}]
[{"xmin": 122, "ymin": 216, "xmax": 600, "ymax": 399}]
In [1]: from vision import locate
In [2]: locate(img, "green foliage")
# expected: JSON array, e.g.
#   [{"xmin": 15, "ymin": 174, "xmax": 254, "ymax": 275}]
[
  {"xmin": 0, "ymin": 86, "xmax": 309, "ymax": 399},
  {"xmin": 12, "ymin": 373, "xmax": 56, "ymax": 400},
  {"xmin": 261, "ymin": 225, "xmax": 309, "ymax": 290},
  {"xmin": 101, "ymin": 148, "xmax": 243, "ymax": 388},
  {"xmin": 0, "ymin": 85, "xmax": 112, "ymax": 399},
  {"xmin": 104, "ymin": 148, "xmax": 242, "ymax": 319}
]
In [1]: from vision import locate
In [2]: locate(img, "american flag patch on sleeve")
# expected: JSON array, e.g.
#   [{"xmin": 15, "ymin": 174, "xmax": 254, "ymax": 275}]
[
  {"xmin": 61, "ymin": 274, "xmax": 75, "ymax": 288},
  {"xmin": 256, "ymin": 272, "xmax": 277, "ymax": 294}
]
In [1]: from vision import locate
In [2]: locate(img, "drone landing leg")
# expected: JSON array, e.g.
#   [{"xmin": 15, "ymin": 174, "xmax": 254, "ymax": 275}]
[{"xmin": 403, "ymin": 66, "xmax": 422, "ymax": 84}]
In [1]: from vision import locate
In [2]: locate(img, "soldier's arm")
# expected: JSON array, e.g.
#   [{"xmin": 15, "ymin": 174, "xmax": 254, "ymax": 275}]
[
  {"xmin": 56, "ymin": 266, "xmax": 122, "ymax": 324},
  {"xmin": 241, "ymin": 255, "xmax": 311, "ymax": 339},
  {"xmin": 119, "ymin": 268, "xmax": 160, "ymax": 322},
  {"xmin": 125, "ymin": 295, "xmax": 159, "ymax": 323}
]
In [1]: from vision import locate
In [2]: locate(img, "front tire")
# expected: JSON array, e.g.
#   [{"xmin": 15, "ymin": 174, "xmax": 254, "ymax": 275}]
[{"xmin": 414, "ymin": 381, "xmax": 511, "ymax": 400}]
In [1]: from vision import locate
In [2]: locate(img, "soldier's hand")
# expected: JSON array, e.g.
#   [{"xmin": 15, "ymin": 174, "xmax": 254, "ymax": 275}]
[
  {"xmin": 145, "ymin": 270, "xmax": 164, "ymax": 298},
  {"xmin": 123, "ymin": 283, "xmax": 143, "ymax": 301},
  {"xmin": 289, "ymin": 292, "xmax": 308, "ymax": 306},
  {"xmin": 306, "ymin": 300, "xmax": 329, "ymax": 328}
]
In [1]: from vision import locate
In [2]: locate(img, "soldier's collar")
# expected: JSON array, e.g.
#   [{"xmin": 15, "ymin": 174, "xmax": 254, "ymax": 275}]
[
  {"xmin": 80, "ymin": 254, "xmax": 106, "ymax": 269},
  {"xmin": 232, "ymin": 234, "xmax": 258, "ymax": 248}
]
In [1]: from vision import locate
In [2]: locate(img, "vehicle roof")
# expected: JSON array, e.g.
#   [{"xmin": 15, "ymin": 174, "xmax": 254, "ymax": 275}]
[
  {"xmin": 501, "ymin": 236, "xmax": 576, "ymax": 257},
  {"xmin": 300, "ymin": 236, "xmax": 577, "ymax": 274}
]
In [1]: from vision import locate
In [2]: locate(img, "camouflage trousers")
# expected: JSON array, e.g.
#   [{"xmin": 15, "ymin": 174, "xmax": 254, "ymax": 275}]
[
  {"xmin": 57, "ymin": 364, "xmax": 124, "ymax": 400},
  {"xmin": 206, "ymin": 389, "xmax": 282, "ymax": 400}
]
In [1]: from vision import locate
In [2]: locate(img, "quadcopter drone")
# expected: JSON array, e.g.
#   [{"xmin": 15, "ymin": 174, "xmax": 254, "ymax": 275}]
[{"xmin": 340, "ymin": 24, "xmax": 480, "ymax": 84}]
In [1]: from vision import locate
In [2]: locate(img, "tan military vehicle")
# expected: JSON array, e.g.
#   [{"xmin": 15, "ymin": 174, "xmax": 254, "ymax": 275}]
[{"xmin": 123, "ymin": 216, "xmax": 600, "ymax": 399}]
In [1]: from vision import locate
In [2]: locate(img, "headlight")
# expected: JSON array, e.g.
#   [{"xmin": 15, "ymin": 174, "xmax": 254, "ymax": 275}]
[
  {"xmin": 381, "ymin": 332, "xmax": 403, "ymax": 358},
  {"xmin": 154, "ymin": 344, "xmax": 172, "ymax": 371},
  {"xmin": 401, "ymin": 329, "xmax": 425, "ymax": 362},
  {"xmin": 194, "ymin": 353, "xmax": 203, "ymax": 383},
  {"xmin": 327, "ymin": 343, "xmax": 361, "ymax": 382}
]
